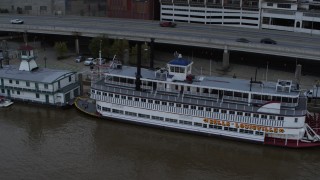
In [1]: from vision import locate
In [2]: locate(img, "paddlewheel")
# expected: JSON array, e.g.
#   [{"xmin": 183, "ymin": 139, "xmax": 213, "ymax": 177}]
[{"xmin": 305, "ymin": 113, "xmax": 320, "ymax": 135}]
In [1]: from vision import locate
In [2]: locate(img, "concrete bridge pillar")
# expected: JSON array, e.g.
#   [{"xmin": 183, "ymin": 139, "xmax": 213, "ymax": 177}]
[
  {"xmin": 75, "ymin": 38, "xmax": 79, "ymax": 55},
  {"xmin": 222, "ymin": 45, "xmax": 230, "ymax": 69}
]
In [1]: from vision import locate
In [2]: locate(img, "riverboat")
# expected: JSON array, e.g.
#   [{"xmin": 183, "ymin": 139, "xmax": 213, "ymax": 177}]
[
  {"xmin": 0, "ymin": 44, "xmax": 80, "ymax": 107},
  {"xmin": 87, "ymin": 52, "xmax": 320, "ymax": 148}
]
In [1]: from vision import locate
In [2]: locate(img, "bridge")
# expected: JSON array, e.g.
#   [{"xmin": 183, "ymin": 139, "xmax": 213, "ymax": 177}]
[{"xmin": 1, "ymin": 15, "xmax": 320, "ymax": 61}]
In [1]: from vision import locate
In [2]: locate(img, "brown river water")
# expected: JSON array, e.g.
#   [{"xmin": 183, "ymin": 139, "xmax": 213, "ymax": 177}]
[{"xmin": 1, "ymin": 103, "xmax": 320, "ymax": 180}]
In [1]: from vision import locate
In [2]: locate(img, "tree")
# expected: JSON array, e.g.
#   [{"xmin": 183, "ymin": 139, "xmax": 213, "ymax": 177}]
[
  {"xmin": 110, "ymin": 38, "xmax": 129, "ymax": 62},
  {"xmin": 129, "ymin": 43, "xmax": 150, "ymax": 65},
  {"xmin": 54, "ymin": 42, "xmax": 68, "ymax": 59},
  {"xmin": 89, "ymin": 35, "xmax": 110, "ymax": 58}
]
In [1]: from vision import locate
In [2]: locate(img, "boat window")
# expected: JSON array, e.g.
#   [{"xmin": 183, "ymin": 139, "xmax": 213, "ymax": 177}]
[
  {"xmin": 103, "ymin": 92, "xmax": 107, "ymax": 96},
  {"xmin": 253, "ymin": 114, "xmax": 259, "ymax": 118},
  {"xmin": 113, "ymin": 77, "xmax": 120, "ymax": 82},
  {"xmin": 9, "ymin": 80, "xmax": 12, "ymax": 84},
  {"xmin": 197, "ymin": 87, "xmax": 200, "ymax": 93},
  {"xmin": 36, "ymin": 93, "xmax": 39, "ymax": 98},
  {"xmin": 112, "ymin": 109, "xmax": 124, "ymax": 114},
  {"xmin": 269, "ymin": 115, "xmax": 275, "ymax": 120},
  {"xmin": 278, "ymin": 117, "xmax": 284, "ymax": 120},
  {"xmin": 97, "ymin": 91, "xmax": 102, "ymax": 95},
  {"xmin": 224, "ymin": 91, "xmax": 233, "ymax": 96},
  {"xmin": 141, "ymin": 98, "xmax": 146, "ymax": 102},
  {"xmin": 214, "ymin": 109, "xmax": 219, "ymax": 112},
  {"xmin": 162, "ymin": 102, "xmax": 167, "ymax": 105},
  {"xmin": 203, "ymin": 88, "xmax": 209, "ymax": 93},
  {"xmin": 194, "ymin": 122, "xmax": 202, "ymax": 127},
  {"xmin": 176, "ymin": 103, "xmax": 181, "ymax": 107},
  {"xmin": 229, "ymin": 111, "xmax": 235, "ymax": 114},
  {"xmin": 134, "ymin": 98, "xmax": 139, "ymax": 101},
  {"xmin": 170, "ymin": 67, "xmax": 174, "ymax": 72},
  {"xmin": 148, "ymin": 99, "xmax": 153, "ymax": 103},
  {"xmin": 252, "ymin": 94, "xmax": 261, "ymax": 100},
  {"xmin": 1, "ymin": 89, "xmax": 4, "ymax": 93},
  {"xmin": 261, "ymin": 115, "xmax": 267, "ymax": 119},
  {"xmin": 125, "ymin": 111, "xmax": 137, "ymax": 116},
  {"xmin": 128, "ymin": 79, "xmax": 134, "ymax": 84},
  {"xmin": 169, "ymin": 102, "xmax": 174, "ymax": 106},
  {"xmin": 108, "ymin": 93, "xmax": 113, "ymax": 97},
  {"xmin": 115, "ymin": 94, "xmax": 119, "ymax": 98},
  {"xmin": 187, "ymin": 87, "xmax": 190, "ymax": 91},
  {"xmin": 237, "ymin": 112, "xmax": 243, "ymax": 116},
  {"xmin": 128, "ymin": 96, "xmax": 133, "ymax": 100},
  {"xmin": 294, "ymin": 118, "xmax": 298, "ymax": 123},
  {"xmin": 245, "ymin": 113, "xmax": 251, "ymax": 117},
  {"xmin": 102, "ymin": 107, "xmax": 111, "ymax": 112},
  {"xmin": 198, "ymin": 106, "xmax": 204, "ymax": 110},
  {"xmin": 234, "ymin": 92, "xmax": 242, "ymax": 97},
  {"xmin": 26, "ymin": 81, "xmax": 30, "ymax": 87},
  {"xmin": 206, "ymin": 107, "xmax": 211, "ymax": 111},
  {"xmin": 17, "ymin": 91, "xmax": 20, "ymax": 95},
  {"xmin": 191, "ymin": 105, "xmax": 196, "ymax": 109},
  {"xmin": 203, "ymin": 124, "xmax": 207, "ymax": 128},
  {"xmin": 155, "ymin": 100, "xmax": 160, "ymax": 104},
  {"xmin": 293, "ymin": 98, "xmax": 298, "ymax": 103},
  {"xmin": 221, "ymin": 110, "xmax": 227, "ymax": 113},
  {"xmin": 121, "ymin": 96, "xmax": 126, "ymax": 99},
  {"xmin": 211, "ymin": 89, "xmax": 218, "ymax": 94},
  {"xmin": 183, "ymin": 104, "xmax": 189, "ymax": 109},
  {"xmin": 16, "ymin": 80, "xmax": 19, "ymax": 84},
  {"xmin": 165, "ymin": 118, "xmax": 177, "ymax": 123}
]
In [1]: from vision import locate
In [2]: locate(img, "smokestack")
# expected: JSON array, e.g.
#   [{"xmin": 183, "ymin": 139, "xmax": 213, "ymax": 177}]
[
  {"xmin": 150, "ymin": 38, "xmax": 154, "ymax": 69},
  {"xmin": 135, "ymin": 42, "xmax": 142, "ymax": 91}
]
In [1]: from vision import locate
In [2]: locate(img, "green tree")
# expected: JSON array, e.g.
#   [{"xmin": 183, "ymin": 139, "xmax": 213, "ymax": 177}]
[
  {"xmin": 110, "ymin": 38, "xmax": 129, "ymax": 62},
  {"xmin": 54, "ymin": 42, "xmax": 68, "ymax": 59},
  {"xmin": 89, "ymin": 35, "xmax": 110, "ymax": 58},
  {"xmin": 129, "ymin": 43, "xmax": 150, "ymax": 65}
]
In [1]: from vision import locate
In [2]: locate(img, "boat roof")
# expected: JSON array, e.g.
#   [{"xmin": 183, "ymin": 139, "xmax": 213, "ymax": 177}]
[
  {"xmin": 168, "ymin": 57, "xmax": 192, "ymax": 66},
  {"xmin": 105, "ymin": 65, "xmax": 300, "ymax": 97},
  {"xmin": 0, "ymin": 65, "xmax": 75, "ymax": 83}
]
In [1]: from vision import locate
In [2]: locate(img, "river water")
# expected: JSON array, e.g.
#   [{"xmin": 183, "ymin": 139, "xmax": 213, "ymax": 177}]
[{"xmin": 1, "ymin": 103, "xmax": 320, "ymax": 180}]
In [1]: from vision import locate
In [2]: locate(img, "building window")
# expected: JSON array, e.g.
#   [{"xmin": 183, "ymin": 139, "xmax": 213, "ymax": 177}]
[{"xmin": 36, "ymin": 93, "xmax": 39, "ymax": 98}]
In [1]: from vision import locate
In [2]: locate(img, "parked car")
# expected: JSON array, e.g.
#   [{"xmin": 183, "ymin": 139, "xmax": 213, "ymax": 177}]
[
  {"xmin": 75, "ymin": 56, "xmax": 85, "ymax": 63},
  {"xmin": 260, "ymin": 38, "xmax": 277, "ymax": 44},
  {"xmin": 84, "ymin": 57, "xmax": 95, "ymax": 66},
  {"xmin": 236, "ymin": 38, "xmax": 250, "ymax": 43},
  {"xmin": 93, "ymin": 58, "xmax": 106, "ymax": 65},
  {"xmin": 159, "ymin": 21, "xmax": 177, "ymax": 27},
  {"xmin": 10, "ymin": 19, "xmax": 24, "ymax": 24}
]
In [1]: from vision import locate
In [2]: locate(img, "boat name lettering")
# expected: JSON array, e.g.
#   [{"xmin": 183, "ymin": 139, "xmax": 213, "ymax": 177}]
[{"xmin": 203, "ymin": 118, "xmax": 285, "ymax": 133}]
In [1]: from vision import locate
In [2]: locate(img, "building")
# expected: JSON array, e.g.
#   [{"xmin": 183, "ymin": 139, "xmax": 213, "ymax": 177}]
[
  {"xmin": 0, "ymin": 0, "xmax": 65, "ymax": 15},
  {"xmin": 106, "ymin": 0, "xmax": 160, "ymax": 20},
  {"xmin": 160, "ymin": 0, "xmax": 320, "ymax": 35},
  {"xmin": 0, "ymin": 44, "xmax": 80, "ymax": 107}
]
